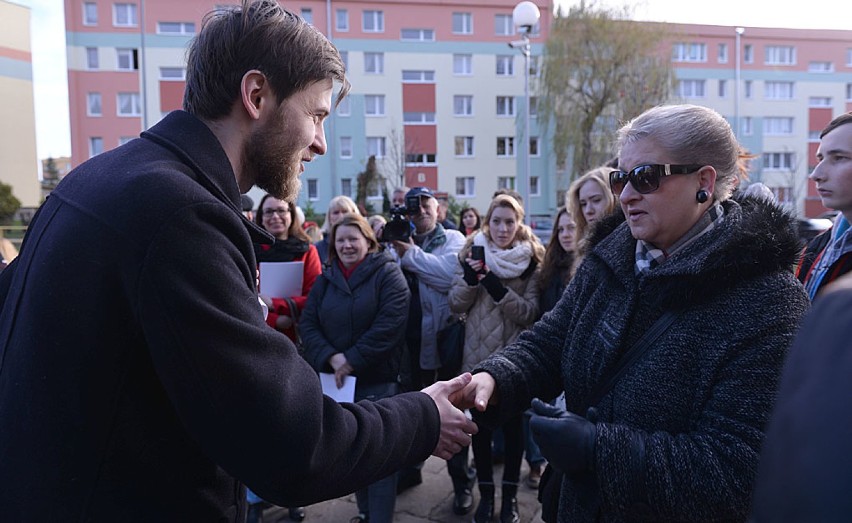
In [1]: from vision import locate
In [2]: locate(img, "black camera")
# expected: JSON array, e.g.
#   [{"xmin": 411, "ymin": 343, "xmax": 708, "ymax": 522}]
[{"xmin": 382, "ymin": 195, "xmax": 422, "ymax": 242}]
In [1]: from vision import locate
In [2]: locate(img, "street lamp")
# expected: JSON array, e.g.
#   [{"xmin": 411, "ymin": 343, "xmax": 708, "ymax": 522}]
[
  {"xmin": 509, "ymin": 1, "xmax": 540, "ymax": 219},
  {"xmin": 734, "ymin": 27, "xmax": 745, "ymax": 140}
]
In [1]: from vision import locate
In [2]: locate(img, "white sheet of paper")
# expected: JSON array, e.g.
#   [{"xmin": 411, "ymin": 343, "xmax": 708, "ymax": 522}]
[
  {"xmin": 259, "ymin": 261, "xmax": 304, "ymax": 298},
  {"xmin": 320, "ymin": 372, "xmax": 356, "ymax": 403}
]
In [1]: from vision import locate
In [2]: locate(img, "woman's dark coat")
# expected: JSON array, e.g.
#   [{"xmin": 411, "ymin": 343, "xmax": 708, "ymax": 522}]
[{"xmin": 476, "ymin": 198, "xmax": 810, "ymax": 522}]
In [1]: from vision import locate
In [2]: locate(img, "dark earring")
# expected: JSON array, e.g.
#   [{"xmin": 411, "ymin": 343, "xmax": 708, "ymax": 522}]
[{"xmin": 696, "ymin": 189, "xmax": 709, "ymax": 203}]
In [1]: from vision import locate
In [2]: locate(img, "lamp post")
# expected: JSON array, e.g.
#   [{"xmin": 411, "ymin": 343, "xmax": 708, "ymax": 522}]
[
  {"xmin": 509, "ymin": 1, "xmax": 540, "ymax": 220},
  {"xmin": 734, "ymin": 27, "xmax": 745, "ymax": 140}
]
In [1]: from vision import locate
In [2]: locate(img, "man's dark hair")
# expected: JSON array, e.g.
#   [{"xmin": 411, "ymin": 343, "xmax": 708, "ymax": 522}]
[
  {"xmin": 183, "ymin": 0, "xmax": 350, "ymax": 121},
  {"xmin": 820, "ymin": 112, "xmax": 852, "ymax": 139}
]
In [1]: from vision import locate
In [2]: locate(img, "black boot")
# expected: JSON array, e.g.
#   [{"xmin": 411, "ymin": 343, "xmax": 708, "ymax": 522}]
[
  {"xmin": 499, "ymin": 484, "xmax": 519, "ymax": 523},
  {"xmin": 474, "ymin": 483, "xmax": 495, "ymax": 523}
]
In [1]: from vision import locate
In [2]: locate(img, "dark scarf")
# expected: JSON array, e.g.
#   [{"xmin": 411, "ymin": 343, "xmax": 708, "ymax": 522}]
[{"xmin": 254, "ymin": 236, "xmax": 310, "ymax": 262}]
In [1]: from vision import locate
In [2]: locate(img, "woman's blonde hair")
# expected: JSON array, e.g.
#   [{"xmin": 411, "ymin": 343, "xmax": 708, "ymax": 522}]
[
  {"xmin": 321, "ymin": 195, "xmax": 359, "ymax": 233},
  {"xmin": 473, "ymin": 194, "xmax": 544, "ymax": 264},
  {"xmin": 565, "ymin": 166, "xmax": 616, "ymax": 244}
]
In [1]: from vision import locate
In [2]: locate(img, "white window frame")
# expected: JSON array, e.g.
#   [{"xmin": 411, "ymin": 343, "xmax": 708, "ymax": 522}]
[
  {"xmin": 742, "ymin": 117, "xmax": 753, "ymax": 136},
  {"xmin": 340, "ymin": 178, "xmax": 353, "ymax": 197},
  {"xmin": 300, "ymin": 8, "xmax": 313, "ymax": 24},
  {"xmin": 364, "ymin": 52, "xmax": 384, "ymax": 74},
  {"xmin": 762, "ymin": 152, "xmax": 795, "ymax": 171},
  {"xmin": 677, "ymin": 79, "xmax": 706, "ymax": 98},
  {"xmin": 366, "ymin": 136, "xmax": 386, "ymax": 158},
  {"xmin": 364, "ymin": 95, "xmax": 385, "ymax": 117},
  {"xmin": 764, "ymin": 81, "xmax": 794, "ymax": 100},
  {"xmin": 497, "ymin": 177, "xmax": 516, "ymax": 190},
  {"xmin": 847, "ymin": 48, "xmax": 852, "ymax": 67},
  {"xmin": 765, "ymin": 45, "xmax": 796, "ymax": 65},
  {"xmin": 402, "ymin": 70, "xmax": 435, "ymax": 83},
  {"xmin": 496, "ymin": 55, "xmax": 514, "ymax": 76},
  {"xmin": 452, "ymin": 12, "xmax": 472, "ymax": 35},
  {"xmin": 496, "ymin": 96, "xmax": 515, "ymax": 117},
  {"xmin": 764, "ymin": 117, "xmax": 794, "ymax": 136},
  {"xmin": 86, "ymin": 92, "xmax": 102, "ymax": 116},
  {"xmin": 86, "ymin": 47, "xmax": 99, "ymax": 69},
  {"xmin": 336, "ymin": 96, "xmax": 351, "ymax": 116},
  {"xmin": 336, "ymin": 9, "xmax": 349, "ymax": 32},
  {"xmin": 497, "ymin": 136, "xmax": 515, "ymax": 157},
  {"xmin": 400, "ymin": 28, "xmax": 435, "ymax": 42},
  {"xmin": 529, "ymin": 136, "xmax": 540, "ymax": 157},
  {"xmin": 405, "ymin": 153, "xmax": 437, "ymax": 166},
  {"xmin": 744, "ymin": 44, "xmax": 754, "ymax": 64},
  {"xmin": 118, "ymin": 136, "xmax": 134, "ymax": 146},
  {"xmin": 116, "ymin": 48, "xmax": 135, "ymax": 71},
  {"xmin": 403, "ymin": 112, "xmax": 436, "ymax": 124},
  {"xmin": 808, "ymin": 61, "xmax": 833, "ymax": 73},
  {"xmin": 454, "ymin": 136, "xmax": 474, "ymax": 157},
  {"xmin": 89, "ymin": 136, "xmax": 104, "ymax": 158},
  {"xmin": 847, "ymin": 83, "xmax": 852, "ymax": 102},
  {"xmin": 718, "ymin": 43, "xmax": 728, "ymax": 63},
  {"xmin": 83, "ymin": 2, "xmax": 97, "ymax": 25},
  {"xmin": 529, "ymin": 96, "xmax": 538, "ymax": 118},
  {"xmin": 495, "ymin": 14, "xmax": 514, "ymax": 36},
  {"xmin": 453, "ymin": 95, "xmax": 473, "ymax": 116},
  {"xmin": 116, "ymin": 92, "xmax": 141, "ymax": 117},
  {"xmin": 718, "ymin": 79, "xmax": 727, "ymax": 98},
  {"xmin": 529, "ymin": 176, "xmax": 540, "ymax": 196},
  {"xmin": 453, "ymin": 54, "xmax": 472, "ymax": 75},
  {"xmin": 307, "ymin": 178, "xmax": 319, "ymax": 201},
  {"xmin": 363, "ymin": 10, "xmax": 384, "ymax": 33},
  {"xmin": 672, "ymin": 42, "xmax": 707, "ymax": 63},
  {"xmin": 339, "ymin": 136, "xmax": 353, "ymax": 158},
  {"xmin": 159, "ymin": 67, "xmax": 186, "ymax": 80},
  {"xmin": 808, "ymin": 96, "xmax": 831, "ymax": 107},
  {"xmin": 156, "ymin": 22, "xmax": 195, "ymax": 35},
  {"xmin": 744, "ymin": 80, "xmax": 753, "ymax": 99},
  {"xmin": 456, "ymin": 176, "xmax": 475, "ymax": 197},
  {"xmin": 113, "ymin": 3, "xmax": 138, "ymax": 27}
]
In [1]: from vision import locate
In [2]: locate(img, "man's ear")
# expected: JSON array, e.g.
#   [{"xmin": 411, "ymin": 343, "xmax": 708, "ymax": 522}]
[
  {"xmin": 240, "ymin": 69, "xmax": 269, "ymax": 120},
  {"xmin": 698, "ymin": 165, "xmax": 717, "ymax": 195}
]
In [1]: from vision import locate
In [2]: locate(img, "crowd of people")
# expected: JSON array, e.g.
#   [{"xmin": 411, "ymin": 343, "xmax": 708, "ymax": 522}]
[{"xmin": 3, "ymin": 1, "xmax": 852, "ymax": 522}]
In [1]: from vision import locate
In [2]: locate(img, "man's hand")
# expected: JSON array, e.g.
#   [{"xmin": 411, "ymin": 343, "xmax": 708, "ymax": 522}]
[
  {"xmin": 392, "ymin": 239, "xmax": 414, "ymax": 258},
  {"xmin": 328, "ymin": 353, "xmax": 354, "ymax": 389},
  {"xmin": 450, "ymin": 372, "xmax": 497, "ymax": 412},
  {"xmin": 422, "ymin": 373, "xmax": 479, "ymax": 460},
  {"xmin": 529, "ymin": 398, "xmax": 596, "ymax": 473}
]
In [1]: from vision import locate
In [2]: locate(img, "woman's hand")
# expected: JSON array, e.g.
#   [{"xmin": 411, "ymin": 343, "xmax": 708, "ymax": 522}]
[
  {"xmin": 329, "ymin": 353, "xmax": 354, "ymax": 389},
  {"xmin": 275, "ymin": 314, "xmax": 294, "ymax": 330},
  {"xmin": 450, "ymin": 372, "xmax": 497, "ymax": 412}
]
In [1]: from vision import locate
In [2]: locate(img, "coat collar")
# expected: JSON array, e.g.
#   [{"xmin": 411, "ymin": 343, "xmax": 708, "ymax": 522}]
[{"xmin": 141, "ymin": 111, "xmax": 273, "ymax": 245}]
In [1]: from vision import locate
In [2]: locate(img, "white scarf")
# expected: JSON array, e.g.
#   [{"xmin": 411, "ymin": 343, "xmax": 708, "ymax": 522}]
[{"xmin": 472, "ymin": 231, "xmax": 533, "ymax": 279}]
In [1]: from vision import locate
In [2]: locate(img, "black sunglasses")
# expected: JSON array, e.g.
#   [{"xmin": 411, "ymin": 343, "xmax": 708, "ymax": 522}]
[{"xmin": 609, "ymin": 164, "xmax": 704, "ymax": 195}]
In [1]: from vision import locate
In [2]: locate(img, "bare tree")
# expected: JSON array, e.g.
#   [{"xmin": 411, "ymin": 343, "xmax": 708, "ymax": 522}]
[
  {"xmin": 385, "ymin": 127, "xmax": 408, "ymax": 193},
  {"xmin": 539, "ymin": 2, "xmax": 674, "ymax": 177}
]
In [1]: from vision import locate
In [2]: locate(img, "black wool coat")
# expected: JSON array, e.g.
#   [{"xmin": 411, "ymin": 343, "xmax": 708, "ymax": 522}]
[
  {"xmin": 0, "ymin": 111, "xmax": 439, "ymax": 522},
  {"xmin": 476, "ymin": 198, "xmax": 810, "ymax": 522}
]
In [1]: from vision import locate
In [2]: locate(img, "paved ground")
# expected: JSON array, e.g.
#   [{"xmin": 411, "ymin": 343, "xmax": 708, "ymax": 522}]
[{"xmin": 260, "ymin": 456, "xmax": 545, "ymax": 522}]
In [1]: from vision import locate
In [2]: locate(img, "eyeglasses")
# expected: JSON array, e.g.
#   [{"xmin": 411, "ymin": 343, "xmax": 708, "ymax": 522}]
[
  {"xmin": 609, "ymin": 164, "xmax": 704, "ymax": 195},
  {"xmin": 262, "ymin": 208, "xmax": 289, "ymax": 217}
]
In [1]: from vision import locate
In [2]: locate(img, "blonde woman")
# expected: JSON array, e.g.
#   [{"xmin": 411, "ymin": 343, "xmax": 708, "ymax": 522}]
[
  {"xmin": 315, "ymin": 195, "xmax": 359, "ymax": 264},
  {"xmin": 566, "ymin": 166, "xmax": 617, "ymax": 272}
]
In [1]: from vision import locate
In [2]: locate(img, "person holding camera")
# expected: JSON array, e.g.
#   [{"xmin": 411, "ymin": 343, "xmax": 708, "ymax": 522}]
[
  {"xmin": 448, "ymin": 194, "xmax": 543, "ymax": 523},
  {"xmin": 390, "ymin": 187, "xmax": 475, "ymax": 513}
]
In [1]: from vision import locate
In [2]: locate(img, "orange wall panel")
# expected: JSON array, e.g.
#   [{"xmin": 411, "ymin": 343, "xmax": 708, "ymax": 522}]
[
  {"xmin": 402, "ymin": 84, "xmax": 435, "ymax": 112},
  {"xmin": 405, "ymin": 166, "xmax": 437, "ymax": 189},
  {"xmin": 159, "ymin": 81, "xmax": 186, "ymax": 113},
  {"xmin": 404, "ymin": 125, "xmax": 436, "ymax": 152}
]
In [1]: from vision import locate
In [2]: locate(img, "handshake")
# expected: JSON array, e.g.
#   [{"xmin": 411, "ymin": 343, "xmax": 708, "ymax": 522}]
[{"xmin": 420, "ymin": 372, "xmax": 498, "ymax": 460}]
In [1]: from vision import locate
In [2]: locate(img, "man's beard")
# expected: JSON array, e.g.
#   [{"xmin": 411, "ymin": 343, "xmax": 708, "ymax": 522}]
[{"xmin": 241, "ymin": 124, "xmax": 301, "ymax": 202}]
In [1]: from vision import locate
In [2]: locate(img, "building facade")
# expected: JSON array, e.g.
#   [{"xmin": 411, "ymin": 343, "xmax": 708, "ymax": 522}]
[
  {"xmin": 63, "ymin": 1, "xmax": 852, "ymax": 218},
  {"xmin": 0, "ymin": 0, "xmax": 40, "ymax": 209}
]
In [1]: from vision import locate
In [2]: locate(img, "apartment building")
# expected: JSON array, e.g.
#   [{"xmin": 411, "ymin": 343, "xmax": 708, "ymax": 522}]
[
  {"xmin": 0, "ymin": 0, "xmax": 40, "ymax": 208},
  {"xmin": 64, "ymin": 1, "xmax": 852, "ymax": 218}
]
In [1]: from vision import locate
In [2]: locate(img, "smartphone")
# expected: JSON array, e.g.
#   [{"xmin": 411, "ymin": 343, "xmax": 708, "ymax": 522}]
[{"xmin": 471, "ymin": 245, "xmax": 485, "ymax": 261}]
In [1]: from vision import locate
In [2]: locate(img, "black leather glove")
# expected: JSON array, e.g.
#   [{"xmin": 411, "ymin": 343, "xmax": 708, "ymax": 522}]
[
  {"xmin": 480, "ymin": 271, "xmax": 508, "ymax": 301},
  {"xmin": 462, "ymin": 260, "xmax": 480, "ymax": 286},
  {"xmin": 530, "ymin": 398, "xmax": 597, "ymax": 473}
]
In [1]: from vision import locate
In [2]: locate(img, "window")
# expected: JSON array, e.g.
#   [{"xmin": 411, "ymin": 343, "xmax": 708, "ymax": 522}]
[
  {"xmin": 741, "ymin": 117, "xmax": 752, "ymax": 136},
  {"xmin": 529, "ymin": 55, "xmax": 541, "ymax": 76},
  {"xmin": 762, "ymin": 152, "xmax": 795, "ymax": 171},
  {"xmin": 401, "ymin": 28, "xmax": 434, "ymax": 41},
  {"xmin": 454, "ymin": 136, "xmax": 474, "ymax": 157},
  {"xmin": 530, "ymin": 176, "xmax": 540, "ymax": 196},
  {"xmin": 300, "ymin": 8, "xmax": 313, "ymax": 24},
  {"xmin": 118, "ymin": 136, "xmax": 134, "ymax": 146},
  {"xmin": 495, "ymin": 14, "xmax": 513, "ymax": 36},
  {"xmin": 336, "ymin": 96, "xmax": 350, "ymax": 116},
  {"xmin": 405, "ymin": 153, "xmax": 437, "ymax": 165},
  {"xmin": 809, "ymin": 130, "xmax": 821, "ymax": 141},
  {"xmin": 718, "ymin": 43, "xmax": 728, "ymax": 63},
  {"xmin": 366, "ymin": 179, "xmax": 382, "ymax": 199},
  {"xmin": 117, "ymin": 92, "xmax": 141, "ymax": 116},
  {"xmin": 403, "ymin": 112, "xmax": 436, "ymax": 124},
  {"xmin": 848, "ymin": 48, "xmax": 852, "ymax": 66},
  {"xmin": 529, "ymin": 96, "xmax": 538, "ymax": 117},
  {"xmin": 808, "ymin": 61, "xmax": 833, "ymax": 73},
  {"xmin": 452, "ymin": 12, "xmax": 472, "ymax": 34},
  {"xmin": 453, "ymin": 95, "xmax": 473, "ymax": 116},
  {"xmin": 157, "ymin": 22, "xmax": 195, "ymax": 35},
  {"xmin": 336, "ymin": 9, "xmax": 349, "ymax": 31},
  {"xmin": 671, "ymin": 43, "xmax": 707, "ymax": 62},
  {"xmin": 764, "ymin": 81, "xmax": 794, "ymax": 100},
  {"xmin": 847, "ymin": 83, "xmax": 852, "ymax": 101},
  {"xmin": 159, "ymin": 67, "xmax": 186, "ymax": 80},
  {"xmin": 718, "ymin": 79, "xmax": 727, "ymax": 98},
  {"xmin": 367, "ymin": 136, "xmax": 386, "ymax": 157},
  {"xmin": 307, "ymin": 179, "xmax": 319, "ymax": 200},
  {"xmin": 497, "ymin": 177, "xmax": 515, "ymax": 190},
  {"xmin": 340, "ymin": 51, "xmax": 348, "ymax": 70},
  {"xmin": 496, "ymin": 96, "xmax": 515, "ymax": 116},
  {"xmin": 744, "ymin": 44, "xmax": 753, "ymax": 64},
  {"xmin": 402, "ymin": 70, "xmax": 435, "ymax": 83},
  {"xmin": 113, "ymin": 3, "xmax": 137, "ymax": 27},
  {"xmin": 764, "ymin": 117, "xmax": 793, "ymax": 135},
  {"xmin": 89, "ymin": 137, "xmax": 104, "ymax": 158},
  {"xmin": 339, "ymin": 136, "xmax": 352, "ymax": 158},
  {"xmin": 809, "ymin": 96, "xmax": 831, "ymax": 107},
  {"xmin": 529, "ymin": 136, "xmax": 540, "ymax": 156},
  {"xmin": 497, "ymin": 137, "xmax": 515, "ymax": 157},
  {"xmin": 677, "ymin": 79, "xmax": 705, "ymax": 98},
  {"xmin": 744, "ymin": 80, "xmax": 753, "ymax": 99},
  {"xmin": 765, "ymin": 45, "xmax": 795, "ymax": 65},
  {"xmin": 87, "ymin": 92, "xmax": 102, "ymax": 116},
  {"xmin": 363, "ymin": 10, "xmax": 384, "ymax": 32},
  {"xmin": 364, "ymin": 95, "xmax": 385, "ymax": 116},
  {"xmin": 771, "ymin": 186, "xmax": 794, "ymax": 205},
  {"xmin": 86, "ymin": 47, "xmax": 99, "ymax": 69},
  {"xmin": 496, "ymin": 55, "xmax": 514, "ymax": 76},
  {"xmin": 456, "ymin": 177, "xmax": 475, "ymax": 197},
  {"xmin": 83, "ymin": 2, "xmax": 97, "ymax": 25},
  {"xmin": 453, "ymin": 54, "xmax": 472, "ymax": 75},
  {"xmin": 341, "ymin": 178, "xmax": 353, "ymax": 197},
  {"xmin": 116, "ymin": 48, "xmax": 137, "ymax": 70},
  {"xmin": 364, "ymin": 52, "xmax": 384, "ymax": 74}
]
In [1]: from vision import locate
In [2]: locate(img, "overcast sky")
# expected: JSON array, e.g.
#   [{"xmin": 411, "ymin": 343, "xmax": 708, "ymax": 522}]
[{"xmin": 16, "ymin": 0, "xmax": 852, "ymax": 160}]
